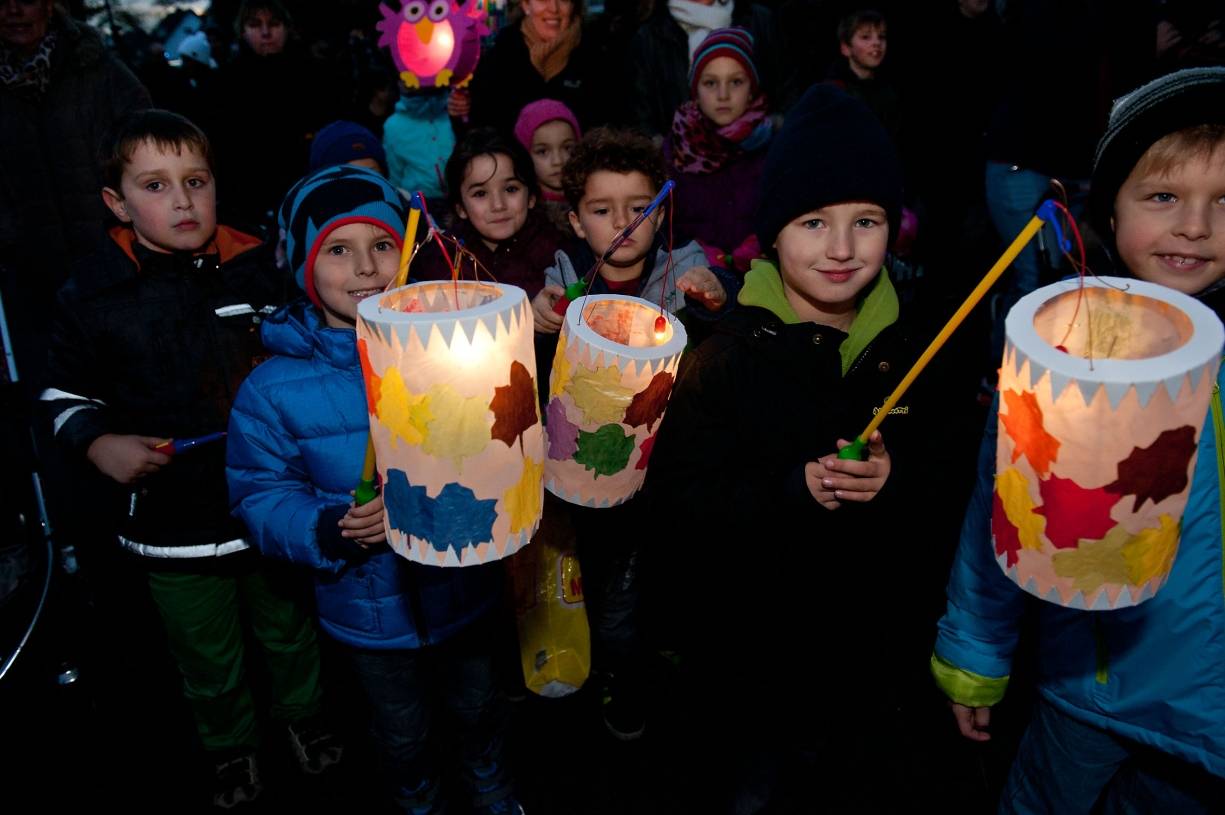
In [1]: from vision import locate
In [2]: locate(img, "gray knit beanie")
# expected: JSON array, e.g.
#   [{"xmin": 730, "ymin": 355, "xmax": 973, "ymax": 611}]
[{"xmin": 1089, "ymin": 67, "xmax": 1225, "ymax": 241}]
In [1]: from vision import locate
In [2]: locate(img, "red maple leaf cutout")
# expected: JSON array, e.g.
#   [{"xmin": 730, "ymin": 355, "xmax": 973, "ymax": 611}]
[
  {"xmin": 623, "ymin": 371, "xmax": 675, "ymax": 431},
  {"xmin": 1105, "ymin": 425, "xmax": 1198, "ymax": 512},
  {"xmin": 635, "ymin": 433, "xmax": 656, "ymax": 471},
  {"xmin": 357, "ymin": 337, "xmax": 381, "ymax": 416},
  {"xmin": 489, "ymin": 360, "xmax": 539, "ymax": 452},
  {"xmin": 1034, "ymin": 474, "xmax": 1120, "ymax": 550},
  {"xmin": 992, "ymin": 489, "xmax": 1023, "ymax": 567},
  {"xmin": 1000, "ymin": 389, "xmax": 1060, "ymax": 475}
]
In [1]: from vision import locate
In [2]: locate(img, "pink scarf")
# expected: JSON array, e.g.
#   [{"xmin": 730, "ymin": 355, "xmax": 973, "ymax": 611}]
[{"xmin": 670, "ymin": 95, "xmax": 770, "ymax": 174}]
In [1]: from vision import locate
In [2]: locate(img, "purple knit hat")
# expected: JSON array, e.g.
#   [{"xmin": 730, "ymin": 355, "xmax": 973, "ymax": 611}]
[
  {"xmin": 689, "ymin": 27, "xmax": 759, "ymax": 98},
  {"xmin": 513, "ymin": 99, "xmax": 583, "ymax": 151}
]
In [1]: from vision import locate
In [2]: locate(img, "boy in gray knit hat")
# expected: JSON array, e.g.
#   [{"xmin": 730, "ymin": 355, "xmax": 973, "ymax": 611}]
[{"xmin": 932, "ymin": 67, "xmax": 1225, "ymax": 813}]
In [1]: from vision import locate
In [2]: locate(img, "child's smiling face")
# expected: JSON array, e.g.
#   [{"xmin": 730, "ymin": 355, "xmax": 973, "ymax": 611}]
[
  {"xmin": 1113, "ymin": 150, "xmax": 1225, "ymax": 296},
  {"xmin": 456, "ymin": 152, "xmax": 534, "ymax": 251}
]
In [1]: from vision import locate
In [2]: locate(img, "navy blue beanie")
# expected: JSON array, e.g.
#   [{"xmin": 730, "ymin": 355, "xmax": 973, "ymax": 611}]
[
  {"xmin": 278, "ymin": 164, "xmax": 408, "ymax": 306},
  {"xmin": 309, "ymin": 120, "xmax": 388, "ymax": 174},
  {"xmin": 755, "ymin": 84, "xmax": 902, "ymax": 250}
]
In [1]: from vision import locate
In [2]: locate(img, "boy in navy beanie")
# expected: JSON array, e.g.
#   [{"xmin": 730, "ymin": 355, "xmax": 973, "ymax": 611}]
[{"xmin": 646, "ymin": 83, "xmax": 942, "ymax": 811}]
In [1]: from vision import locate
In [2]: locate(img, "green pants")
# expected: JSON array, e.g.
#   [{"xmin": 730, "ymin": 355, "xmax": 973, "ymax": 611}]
[{"xmin": 147, "ymin": 565, "xmax": 323, "ymax": 752}]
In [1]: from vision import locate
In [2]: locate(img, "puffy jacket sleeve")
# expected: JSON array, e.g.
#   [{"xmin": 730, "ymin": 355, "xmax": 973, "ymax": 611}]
[
  {"xmin": 930, "ymin": 394, "xmax": 1025, "ymax": 707},
  {"xmin": 226, "ymin": 374, "xmax": 349, "ymax": 575}
]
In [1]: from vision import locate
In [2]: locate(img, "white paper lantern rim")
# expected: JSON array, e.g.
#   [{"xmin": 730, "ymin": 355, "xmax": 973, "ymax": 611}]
[
  {"xmin": 564, "ymin": 294, "xmax": 688, "ymax": 361},
  {"xmin": 357, "ymin": 280, "xmax": 529, "ymax": 348},
  {"xmin": 1004, "ymin": 276, "xmax": 1224, "ymax": 389}
]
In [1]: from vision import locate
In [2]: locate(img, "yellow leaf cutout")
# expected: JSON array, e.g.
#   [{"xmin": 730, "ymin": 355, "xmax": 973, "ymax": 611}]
[
  {"xmin": 550, "ymin": 330, "xmax": 572, "ymax": 399},
  {"xmin": 996, "ymin": 467, "xmax": 1046, "ymax": 553},
  {"xmin": 564, "ymin": 364, "xmax": 633, "ymax": 425},
  {"xmin": 377, "ymin": 367, "xmax": 433, "ymax": 448},
  {"xmin": 503, "ymin": 457, "xmax": 543, "ymax": 535},
  {"xmin": 1051, "ymin": 529, "xmax": 1131, "ymax": 594},
  {"xmin": 421, "ymin": 384, "xmax": 491, "ymax": 468},
  {"xmin": 1121, "ymin": 514, "xmax": 1179, "ymax": 587}
]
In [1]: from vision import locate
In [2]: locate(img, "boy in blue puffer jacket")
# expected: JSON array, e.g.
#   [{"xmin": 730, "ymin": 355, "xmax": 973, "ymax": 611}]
[
  {"xmin": 932, "ymin": 68, "xmax": 1225, "ymax": 812},
  {"xmin": 226, "ymin": 164, "xmax": 522, "ymax": 815}
]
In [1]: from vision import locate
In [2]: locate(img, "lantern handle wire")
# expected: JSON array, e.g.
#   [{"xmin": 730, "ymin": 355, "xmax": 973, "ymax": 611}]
[
  {"xmin": 556, "ymin": 180, "xmax": 676, "ymax": 321},
  {"xmin": 837, "ymin": 201, "xmax": 1058, "ymax": 460}
]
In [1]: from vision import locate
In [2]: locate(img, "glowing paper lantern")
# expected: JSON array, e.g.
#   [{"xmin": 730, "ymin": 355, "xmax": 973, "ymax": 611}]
[
  {"xmin": 544, "ymin": 295, "xmax": 687, "ymax": 507},
  {"xmin": 994, "ymin": 276, "xmax": 1223, "ymax": 609},
  {"xmin": 357, "ymin": 281, "xmax": 543, "ymax": 566},
  {"xmin": 376, "ymin": 0, "xmax": 489, "ymax": 90}
]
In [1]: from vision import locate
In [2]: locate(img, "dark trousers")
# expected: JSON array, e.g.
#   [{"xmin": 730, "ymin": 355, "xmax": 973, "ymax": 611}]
[{"xmin": 348, "ymin": 613, "xmax": 511, "ymax": 815}]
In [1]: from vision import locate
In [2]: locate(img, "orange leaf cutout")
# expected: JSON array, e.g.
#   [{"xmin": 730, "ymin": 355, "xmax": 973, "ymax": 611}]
[
  {"xmin": 1000, "ymin": 389, "xmax": 1060, "ymax": 475},
  {"xmin": 357, "ymin": 337, "xmax": 381, "ymax": 416}
]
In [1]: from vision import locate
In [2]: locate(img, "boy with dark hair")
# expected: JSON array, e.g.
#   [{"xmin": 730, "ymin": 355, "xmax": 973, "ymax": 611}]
[
  {"xmin": 934, "ymin": 68, "xmax": 1225, "ymax": 812},
  {"xmin": 531, "ymin": 126, "xmax": 737, "ymax": 741},
  {"xmin": 42, "ymin": 109, "xmax": 337, "ymax": 810}
]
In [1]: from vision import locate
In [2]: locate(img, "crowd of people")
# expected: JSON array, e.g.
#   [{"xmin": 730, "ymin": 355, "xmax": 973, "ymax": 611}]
[{"xmin": 3, "ymin": 0, "xmax": 1225, "ymax": 812}]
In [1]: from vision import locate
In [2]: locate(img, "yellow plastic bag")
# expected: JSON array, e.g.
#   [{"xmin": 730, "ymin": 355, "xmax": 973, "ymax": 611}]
[{"xmin": 510, "ymin": 494, "xmax": 590, "ymax": 697}]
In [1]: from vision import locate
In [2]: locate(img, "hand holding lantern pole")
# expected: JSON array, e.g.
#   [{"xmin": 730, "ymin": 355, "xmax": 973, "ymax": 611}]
[{"xmin": 356, "ymin": 193, "xmax": 424, "ymax": 506}]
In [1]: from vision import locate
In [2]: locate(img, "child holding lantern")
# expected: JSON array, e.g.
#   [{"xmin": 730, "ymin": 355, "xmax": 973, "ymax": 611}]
[
  {"xmin": 226, "ymin": 164, "xmax": 522, "ymax": 815},
  {"xmin": 530, "ymin": 127, "xmax": 738, "ymax": 741},
  {"xmin": 933, "ymin": 67, "xmax": 1225, "ymax": 812},
  {"xmin": 645, "ymin": 84, "xmax": 944, "ymax": 810}
]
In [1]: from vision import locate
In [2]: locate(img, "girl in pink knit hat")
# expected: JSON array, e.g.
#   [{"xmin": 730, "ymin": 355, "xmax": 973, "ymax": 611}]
[{"xmin": 514, "ymin": 98, "xmax": 582, "ymax": 234}]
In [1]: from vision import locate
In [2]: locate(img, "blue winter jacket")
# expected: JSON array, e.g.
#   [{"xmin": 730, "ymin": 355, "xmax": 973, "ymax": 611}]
[
  {"xmin": 932, "ymin": 381, "xmax": 1225, "ymax": 778},
  {"xmin": 226, "ymin": 301, "xmax": 502, "ymax": 649}
]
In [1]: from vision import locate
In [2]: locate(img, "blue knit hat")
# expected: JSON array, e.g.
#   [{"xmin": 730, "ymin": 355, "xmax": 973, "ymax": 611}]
[
  {"xmin": 278, "ymin": 164, "xmax": 408, "ymax": 306},
  {"xmin": 309, "ymin": 120, "xmax": 388, "ymax": 174}
]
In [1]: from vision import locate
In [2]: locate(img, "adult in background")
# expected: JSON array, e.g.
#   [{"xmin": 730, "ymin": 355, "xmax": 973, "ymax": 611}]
[
  {"xmin": 210, "ymin": 0, "xmax": 342, "ymax": 232},
  {"xmin": 461, "ymin": 0, "xmax": 615, "ymax": 134},
  {"xmin": 0, "ymin": 0, "xmax": 150, "ymax": 385}
]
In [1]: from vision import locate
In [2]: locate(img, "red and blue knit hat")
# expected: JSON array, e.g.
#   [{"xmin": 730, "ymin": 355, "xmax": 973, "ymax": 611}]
[
  {"xmin": 688, "ymin": 27, "xmax": 759, "ymax": 99},
  {"xmin": 278, "ymin": 164, "xmax": 408, "ymax": 307}
]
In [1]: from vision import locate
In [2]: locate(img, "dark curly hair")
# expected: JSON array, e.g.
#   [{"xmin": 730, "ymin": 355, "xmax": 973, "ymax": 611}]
[
  {"xmin": 561, "ymin": 127, "xmax": 668, "ymax": 210},
  {"xmin": 444, "ymin": 127, "xmax": 538, "ymax": 214}
]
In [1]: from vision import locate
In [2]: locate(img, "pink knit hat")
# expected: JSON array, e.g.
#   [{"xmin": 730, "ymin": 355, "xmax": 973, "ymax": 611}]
[{"xmin": 513, "ymin": 99, "xmax": 582, "ymax": 151}]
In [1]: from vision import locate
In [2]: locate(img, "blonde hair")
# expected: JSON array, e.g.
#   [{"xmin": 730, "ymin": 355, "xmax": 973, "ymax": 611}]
[{"xmin": 1132, "ymin": 124, "xmax": 1225, "ymax": 179}]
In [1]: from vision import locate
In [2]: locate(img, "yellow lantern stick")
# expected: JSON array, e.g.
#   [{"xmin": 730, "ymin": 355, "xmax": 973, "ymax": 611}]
[
  {"xmin": 355, "ymin": 194, "xmax": 423, "ymax": 504},
  {"xmin": 838, "ymin": 201, "xmax": 1061, "ymax": 460}
]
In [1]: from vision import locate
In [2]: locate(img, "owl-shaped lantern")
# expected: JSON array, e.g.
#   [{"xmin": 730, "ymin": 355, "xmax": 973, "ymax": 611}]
[
  {"xmin": 994, "ymin": 276, "xmax": 1224, "ymax": 609},
  {"xmin": 357, "ymin": 281, "xmax": 544, "ymax": 566},
  {"xmin": 377, "ymin": 0, "xmax": 489, "ymax": 89},
  {"xmin": 544, "ymin": 295, "xmax": 687, "ymax": 507}
]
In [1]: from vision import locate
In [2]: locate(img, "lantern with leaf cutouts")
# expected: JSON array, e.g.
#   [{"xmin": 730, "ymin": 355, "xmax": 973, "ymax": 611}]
[
  {"xmin": 994, "ymin": 276, "xmax": 1224, "ymax": 609},
  {"xmin": 356, "ymin": 281, "xmax": 543, "ymax": 567},
  {"xmin": 544, "ymin": 295, "xmax": 687, "ymax": 507},
  {"xmin": 377, "ymin": 0, "xmax": 489, "ymax": 90}
]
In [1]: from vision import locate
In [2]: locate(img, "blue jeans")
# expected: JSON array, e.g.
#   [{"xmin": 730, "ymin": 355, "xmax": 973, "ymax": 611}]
[
  {"xmin": 1000, "ymin": 699, "xmax": 1225, "ymax": 814},
  {"xmin": 984, "ymin": 161, "xmax": 1088, "ymax": 361},
  {"xmin": 348, "ymin": 613, "xmax": 511, "ymax": 815}
]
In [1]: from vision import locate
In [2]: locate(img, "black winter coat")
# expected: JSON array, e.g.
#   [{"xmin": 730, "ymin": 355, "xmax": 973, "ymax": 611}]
[{"xmin": 42, "ymin": 226, "xmax": 284, "ymax": 563}]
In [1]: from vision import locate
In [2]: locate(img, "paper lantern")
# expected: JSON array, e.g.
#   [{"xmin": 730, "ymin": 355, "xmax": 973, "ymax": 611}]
[
  {"xmin": 994, "ymin": 276, "xmax": 1223, "ymax": 609},
  {"xmin": 357, "ymin": 281, "xmax": 544, "ymax": 566},
  {"xmin": 544, "ymin": 295, "xmax": 687, "ymax": 507},
  {"xmin": 376, "ymin": 0, "xmax": 489, "ymax": 90}
]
